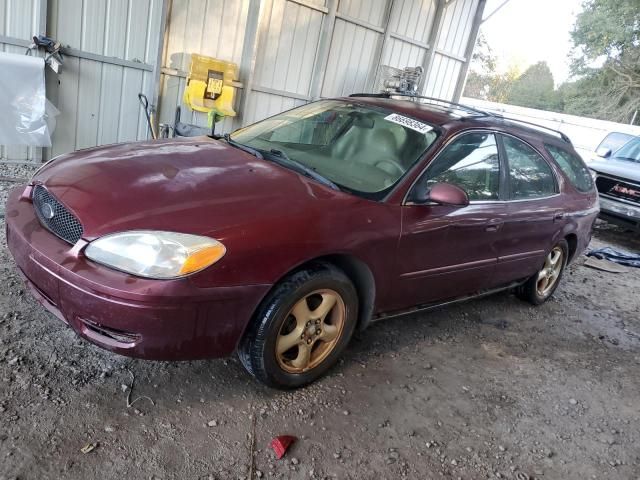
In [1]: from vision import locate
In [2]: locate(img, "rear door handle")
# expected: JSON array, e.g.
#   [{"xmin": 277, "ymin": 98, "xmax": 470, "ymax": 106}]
[{"xmin": 554, "ymin": 212, "xmax": 564, "ymax": 222}]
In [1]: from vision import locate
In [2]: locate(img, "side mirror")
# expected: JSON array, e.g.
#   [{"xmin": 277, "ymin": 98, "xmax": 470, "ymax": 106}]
[
  {"xmin": 596, "ymin": 147, "xmax": 612, "ymax": 158},
  {"xmin": 412, "ymin": 182, "xmax": 469, "ymax": 207}
]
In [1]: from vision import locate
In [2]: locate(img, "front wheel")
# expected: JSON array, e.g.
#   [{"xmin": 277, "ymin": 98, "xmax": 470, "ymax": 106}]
[
  {"xmin": 238, "ymin": 264, "xmax": 358, "ymax": 389},
  {"xmin": 516, "ymin": 239, "xmax": 568, "ymax": 305}
]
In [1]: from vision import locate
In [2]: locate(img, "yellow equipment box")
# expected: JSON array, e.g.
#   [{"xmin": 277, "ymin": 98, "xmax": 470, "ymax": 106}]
[{"xmin": 184, "ymin": 54, "xmax": 238, "ymax": 117}]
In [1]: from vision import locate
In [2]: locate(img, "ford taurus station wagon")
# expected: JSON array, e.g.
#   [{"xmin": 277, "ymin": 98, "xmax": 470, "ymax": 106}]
[{"xmin": 5, "ymin": 95, "xmax": 599, "ymax": 388}]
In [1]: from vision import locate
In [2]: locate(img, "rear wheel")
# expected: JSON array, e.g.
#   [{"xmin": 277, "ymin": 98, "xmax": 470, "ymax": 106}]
[
  {"xmin": 238, "ymin": 264, "xmax": 358, "ymax": 389},
  {"xmin": 516, "ymin": 239, "xmax": 568, "ymax": 305}
]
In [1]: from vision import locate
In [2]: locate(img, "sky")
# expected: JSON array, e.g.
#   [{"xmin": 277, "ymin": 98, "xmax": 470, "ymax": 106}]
[{"xmin": 479, "ymin": 0, "xmax": 585, "ymax": 85}]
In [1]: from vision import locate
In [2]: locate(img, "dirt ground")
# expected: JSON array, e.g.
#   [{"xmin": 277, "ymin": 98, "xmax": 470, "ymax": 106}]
[{"xmin": 1, "ymin": 176, "xmax": 639, "ymax": 479}]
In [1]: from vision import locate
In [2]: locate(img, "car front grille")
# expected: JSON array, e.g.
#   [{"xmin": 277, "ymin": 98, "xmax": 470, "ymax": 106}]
[
  {"xmin": 595, "ymin": 175, "xmax": 640, "ymax": 205},
  {"xmin": 32, "ymin": 185, "xmax": 84, "ymax": 244}
]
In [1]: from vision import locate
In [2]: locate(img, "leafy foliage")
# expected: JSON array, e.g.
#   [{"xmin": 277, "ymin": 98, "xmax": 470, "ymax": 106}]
[
  {"xmin": 567, "ymin": 0, "xmax": 640, "ymax": 123},
  {"xmin": 463, "ymin": 0, "xmax": 640, "ymax": 124},
  {"xmin": 507, "ymin": 62, "xmax": 562, "ymax": 111},
  {"xmin": 463, "ymin": 33, "xmax": 522, "ymax": 103}
]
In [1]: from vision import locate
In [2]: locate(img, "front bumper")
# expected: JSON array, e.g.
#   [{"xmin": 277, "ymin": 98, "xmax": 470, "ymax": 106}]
[
  {"xmin": 5, "ymin": 186, "xmax": 270, "ymax": 360},
  {"xmin": 598, "ymin": 196, "xmax": 640, "ymax": 230}
]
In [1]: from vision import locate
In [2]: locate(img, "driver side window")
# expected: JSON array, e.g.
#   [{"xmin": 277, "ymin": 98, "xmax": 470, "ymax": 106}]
[{"xmin": 421, "ymin": 132, "xmax": 501, "ymax": 201}]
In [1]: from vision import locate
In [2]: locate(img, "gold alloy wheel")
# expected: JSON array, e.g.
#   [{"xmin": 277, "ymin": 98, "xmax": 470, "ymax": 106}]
[
  {"xmin": 276, "ymin": 289, "xmax": 346, "ymax": 374},
  {"xmin": 536, "ymin": 246, "xmax": 564, "ymax": 297}
]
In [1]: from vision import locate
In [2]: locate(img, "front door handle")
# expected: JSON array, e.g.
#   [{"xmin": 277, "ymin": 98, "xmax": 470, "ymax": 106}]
[
  {"xmin": 554, "ymin": 212, "xmax": 565, "ymax": 222},
  {"xmin": 485, "ymin": 218, "xmax": 503, "ymax": 232}
]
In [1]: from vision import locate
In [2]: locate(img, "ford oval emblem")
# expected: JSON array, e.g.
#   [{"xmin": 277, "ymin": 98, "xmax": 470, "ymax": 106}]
[{"xmin": 41, "ymin": 203, "xmax": 55, "ymax": 220}]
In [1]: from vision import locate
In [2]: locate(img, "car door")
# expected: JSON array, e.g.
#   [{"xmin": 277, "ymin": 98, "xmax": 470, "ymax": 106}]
[
  {"xmin": 492, "ymin": 134, "xmax": 564, "ymax": 286},
  {"xmin": 393, "ymin": 131, "xmax": 508, "ymax": 309}
]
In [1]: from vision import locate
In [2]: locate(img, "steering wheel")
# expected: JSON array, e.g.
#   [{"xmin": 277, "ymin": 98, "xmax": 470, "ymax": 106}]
[{"xmin": 375, "ymin": 159, "xmax": 405, "ymax": 177}]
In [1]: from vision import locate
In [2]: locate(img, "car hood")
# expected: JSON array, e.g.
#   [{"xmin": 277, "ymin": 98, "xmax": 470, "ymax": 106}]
[
  {"xmin": 589, "ymin": 158, "xmax": 640, "ymax": 183},
  {"xmin": 34, "ymin": 137, "xmax": 353, "ymax": 240}
]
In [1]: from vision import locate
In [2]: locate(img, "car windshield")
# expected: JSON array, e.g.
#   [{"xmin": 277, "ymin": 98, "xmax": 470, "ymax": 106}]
[
  {"xmin": 597, "ymin": 132, "xmax": 635, "ymax": 153},
  {"xmin": 612, "ymin": 137, "xmax": 640, "ymax": 164},
  {"xmin": 230, "ymin": 100, "xmax": 439, "ymax": 198}
]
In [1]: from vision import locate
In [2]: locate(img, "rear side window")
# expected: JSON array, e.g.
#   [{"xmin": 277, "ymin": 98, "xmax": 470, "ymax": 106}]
[
  {"xmin": 545, "ymin": 144, "xmax": 594, "ymax": 192},
  {"xmin": 502, "ymin": 136, "xmax": 556, "ymax": 200}
]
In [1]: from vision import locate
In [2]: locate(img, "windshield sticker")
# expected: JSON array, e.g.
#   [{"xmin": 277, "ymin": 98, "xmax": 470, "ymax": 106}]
[{"xmin": 384, "ymin": 113, "xmax": 433, "ymax": 134}]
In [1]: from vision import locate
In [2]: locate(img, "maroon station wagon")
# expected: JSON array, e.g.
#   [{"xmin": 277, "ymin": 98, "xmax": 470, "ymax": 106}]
[{"xmin": 6, "ymin": 95, "xmax": 599, "ymax": 388}]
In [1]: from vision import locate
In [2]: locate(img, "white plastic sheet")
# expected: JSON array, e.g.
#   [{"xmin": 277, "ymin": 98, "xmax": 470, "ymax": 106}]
[{"xmin": 0, "ymin": 52, "xmax": 58, "ymax": 147}]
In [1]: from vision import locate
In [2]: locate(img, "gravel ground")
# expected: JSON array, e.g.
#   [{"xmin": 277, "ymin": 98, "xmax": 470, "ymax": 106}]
[
  {"xmin": 0, "ymin": 190, "xmax": 639, "ymax": 480},
  {"xmin": 0, "ymin": 164, "xmax": 38, "ymax": 211}
]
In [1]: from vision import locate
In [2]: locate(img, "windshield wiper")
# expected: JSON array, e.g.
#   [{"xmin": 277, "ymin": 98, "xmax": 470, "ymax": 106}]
[
  {"xmin": 264, "ymin": 148, "xmax": 340, "ymax": 191},
  {"xmin": 223, "ymin": 133, "xmax": 263, "ymax": 159}
]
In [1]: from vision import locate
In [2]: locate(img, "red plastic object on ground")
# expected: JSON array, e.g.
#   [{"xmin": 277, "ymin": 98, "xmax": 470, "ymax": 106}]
[{"xmin": 270, "ymin": 435, "xmax": 296, "ymax": 459}]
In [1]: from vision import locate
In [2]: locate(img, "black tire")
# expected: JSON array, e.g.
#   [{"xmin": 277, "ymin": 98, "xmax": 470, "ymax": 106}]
[
  {"xmin": 516, "ymin": 239, "xmax": 568, "ymax": 305},
  {"xmin": 238, "ymin": 263, "xmax": 358, "ymax": 389}
]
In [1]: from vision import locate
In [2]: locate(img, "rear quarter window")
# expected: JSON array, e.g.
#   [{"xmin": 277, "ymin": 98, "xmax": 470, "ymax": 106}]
[{"xmin": 545, "ymin": 144, "xmax": 593, "ymax": 193}]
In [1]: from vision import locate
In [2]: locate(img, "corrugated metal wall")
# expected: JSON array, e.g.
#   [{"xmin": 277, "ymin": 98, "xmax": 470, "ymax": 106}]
[
  {"xmin": 47, "ymin": 0, "xmax": 164, "ymax": 156},
  {"xmin": 158, "ymin": 0, "xmax": 484, "ymax": 134},
  {"xmin": 0, "ymin": 0, "xmax": 44, "ymax": 163},
  {"xmin": 159, "ymin": 0, "xmax": 252, "ymax": 133},
  {"xmin": 424, "ymin": 0, "xmax": 478, "ymax": 99},
  {"xmin": 2, "ymin": 0, "xmax": 483, "ymax": 162},
  {"xmin": 381, "ymin": 0, "xmax": 438, "ymax": 70},
  {"xmin": 0, "ymin": 0, "xmax": 165, "ymax": 162},
  {"xmin": 320, "ymin": 0, "xmax": 389, "ymax": 97}
]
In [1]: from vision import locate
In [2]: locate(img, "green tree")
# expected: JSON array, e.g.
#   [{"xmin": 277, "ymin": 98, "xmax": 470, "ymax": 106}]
[
  {"xmin": 569, "ymin": 0, "xmax": 640, "ymax": 123},
  {"xmin": 506, "ymin": 62, "xmax": 561, "ymax": 110},
  {"xmin": 463, "ymin": 33, "xmax": 497, "ymax": 99},
  {"xmin": 463, "ymin": 33, "xmax": 521, "ymax": 103}
]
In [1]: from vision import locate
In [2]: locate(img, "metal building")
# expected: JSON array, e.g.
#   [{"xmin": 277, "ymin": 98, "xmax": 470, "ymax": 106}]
[{"xmin": 0, "ymin": 0, "xmax": 486, "ymax": 163}]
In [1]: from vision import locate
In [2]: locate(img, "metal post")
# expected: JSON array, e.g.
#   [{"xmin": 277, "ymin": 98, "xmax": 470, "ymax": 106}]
[
  {"xmin": 38, "ymin": 0, "xmax": 48, "ymax": 35},
  {"xmin": 418, "ymin": 0, "xmax": 445, "ymax": 94},
  {"xmin": 39, "ymin": 0, "xmax": 48, "ymax": 163},
  {"xmin": 368, "ymin": 0, "xmax": 396, "ymax": 93},
  {"xmin": 239, "ymin": 0, "xmax": 270, "ymax": 126},
  {"xmin": 481, "ymin": 0, "xmax": 510, "ymax": 24},
  {"xmin": 308, "ymin": 0, "xmax": 338, "ymax": 100},
  {"xmin": 452, "ymin": 0, "xmax": 487, "ymax": 102},
  {"xmin": 150, "ymin": 0, "xmax": 170, "ymax": 113}
]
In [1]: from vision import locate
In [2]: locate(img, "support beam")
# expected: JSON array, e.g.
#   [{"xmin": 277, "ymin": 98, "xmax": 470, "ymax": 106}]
[
  {"xmin": 368, "ymin": 0, "xmax": 396, "ymax": 93},
  {"xmin": 389, "ymin": 32, "xmax": 429, "ymax": 50},
  {"xmin": 288, "ymin": 0, "xmax": 328, "ymax": 13},
  {"xmin": 452, "ymin": 0, "xmax": 487, "ymax": 101},
  {"xmin": 0, "ymin": 35, "xmax": 31, "ymax": 48},
  {"xmin": 308, "ymin": 0, "xmax": 338, "ymax": 100},
  {"xmin": 418, "ymin": 0, "xmax": 446, "ymax": 94},
  {"xmin": 150, "ymin": 0, "xmax": 170, "ymax": 112},
  {"xmin": 334, "ymin": 12, "xmax": 385, "ymax": 34},
  {"xmin": 0, "ymin": 33, "xmax": 155, "ymax": 71},
  {"xmin": 481, "ymin": 0, "xmax": 510, "ymax": 24},
  {"xmin": 238, "ymin": 0, "xmax": 268, "ymax": 125},
  {"xmin": 38, "ymin": 0, "xmax": 48, "ymax": 36}
]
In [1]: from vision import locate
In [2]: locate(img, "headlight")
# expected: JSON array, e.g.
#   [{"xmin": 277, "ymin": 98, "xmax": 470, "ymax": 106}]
[
  {"xmin": 589, "ymin": 169, "xmax": 598, "ymax": 181},
  {"xmin": 84, "ymin": 231, "xmax": 226, "ymax": 279}
]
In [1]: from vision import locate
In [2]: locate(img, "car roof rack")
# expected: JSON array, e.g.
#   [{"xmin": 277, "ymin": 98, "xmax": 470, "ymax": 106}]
[
  {"xmin": 349, "ymin": 92, "xmax": 572, "ymax": 144},
  {"xmin": 349, "ymin": 92, "xmax": 490, "ymax": 118},
  {"xmin": 489, "ymin": 114, "xmax": 572, "ymax": 144}
]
